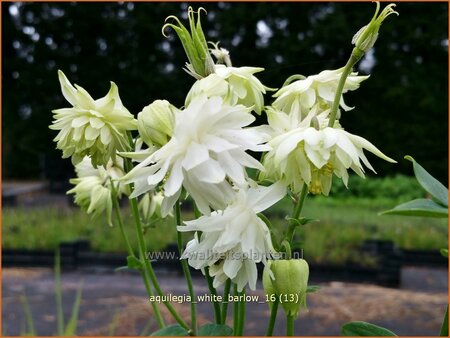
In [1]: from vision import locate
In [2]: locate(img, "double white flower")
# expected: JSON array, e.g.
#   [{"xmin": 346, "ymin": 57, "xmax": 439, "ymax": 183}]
[
  {"xmin": 123, "ymin": 94, "xmax": 270, "ymax": 216},
  {"xmin": 178, "ymin": 183, "xmax": 286, "ymax": 291},
  {"xmin": 186, "ymin": 65, "xmax": 270, "ymax": 115},
  {"xmin": 262, "ymin": 108, "xmax": 396, "ymax": 195},
  {"xmin": 68, "ymin": 156, "xmax": 127, "ymax": 225},
  {"xmin": 50, "ymin": 71, "xmax": 137, "ymax": 167},
  {"xmin": 272, "ymin": 68, "xmax": 369, "ymax": 118}
]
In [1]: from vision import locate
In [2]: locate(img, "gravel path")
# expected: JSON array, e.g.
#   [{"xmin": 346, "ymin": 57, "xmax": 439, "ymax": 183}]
[{"xmin": 2, "ymin": 266, "xmax": 447, "ymax": 336}]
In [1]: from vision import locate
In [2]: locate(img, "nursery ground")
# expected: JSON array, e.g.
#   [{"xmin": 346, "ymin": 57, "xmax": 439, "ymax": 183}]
[{"xmin": 2, "ymin": 266, "xmax": 447, "ymax": 336}]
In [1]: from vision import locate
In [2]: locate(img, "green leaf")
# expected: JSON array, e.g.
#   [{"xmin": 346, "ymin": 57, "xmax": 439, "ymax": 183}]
[
  {"xmin": 405, "ymin": 156, "xmax": 448, "ymax": 207},
  {"xmin": 127, "ymin": 255, "xmax": 142, "ymax": 270},
  {"xmin": 440, "ymin": 249, "xmax": 448, "ymax": 258},
  {"xmin": 198, "ymin": 323, "xmax": 234, "ymax": 336},
  {"xmin": 341, "ymin": 321, "xmax": 397, "ymax": 336},
  {"xmin": 151, "ymin": 324, "xmax": 189, "ymax": 336},
  {"xmin": 64, "ymin": 282, "xmax": 83, "ymax": 336},
  {"xmin": 306, "ymin": 285, "xmax": 320, "ymax": 293},
  {"xmin": 439, "ymin": 306, "xmax": 448, "ymax": 336},
  {"xmin": 380, "ymin": 198, "xmax": 448, "ymax": 218}
]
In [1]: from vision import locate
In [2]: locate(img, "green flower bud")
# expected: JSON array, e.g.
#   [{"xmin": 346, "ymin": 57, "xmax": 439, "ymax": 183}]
[
  {"xmin": 263, "ymin": 259, "xmax": 309, "ymax": 318},
  {"xmin": 137, "ymin": 100, "xmax": 176, "ymax": 147},
  {"xmin": 352, "ymin": 2, "xmax": 398, "ymax": 54}
]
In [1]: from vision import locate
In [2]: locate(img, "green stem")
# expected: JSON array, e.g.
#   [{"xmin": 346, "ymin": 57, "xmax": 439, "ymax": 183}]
[
  {"xmin": 285, "ymin": 184, "xmax": 308, "ymax": 243},
  {"xmin": 221, "ymin": 279, "xmax": 232, "ymax": 324},
  {"xmin": 111, "ymin": 186, "xmax": 165, "ymax": 329},
  {"xmin": 205, "ymin": 267, "xmax": 222, "ymax": 324},
  {"xmin": 176, "ymin": 200, "xmax": 197, "ymax": 334},
  {"xmin": 236, "ymin": 288, "xmax": 246, "ymax": 336},
  {"xmin": 130, "ymin": 196, "xmax": 189, "ymax": 329},
  {"xmin": 286, "ymin": 314, "xmax": 295, "ymax": 336},
  {"xmin": 328, "ymin": 50, "xmax": 363, "ymax": 127},
  {"xmin": 265, "ymin": 299, "xmax": 279, "ymax": 336},
  {"xmin": 233, "ymin": 284, "xmax": 239, "ymax": 336}
]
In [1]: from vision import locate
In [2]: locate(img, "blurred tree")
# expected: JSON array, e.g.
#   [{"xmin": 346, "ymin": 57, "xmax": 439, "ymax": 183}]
[{"xmin": 2, "ymin": 2, "xmax": 448, "ymax": 182}]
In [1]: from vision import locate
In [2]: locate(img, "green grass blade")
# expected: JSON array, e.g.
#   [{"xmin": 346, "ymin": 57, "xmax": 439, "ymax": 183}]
[
  {"xmin": 63, "ymin": 281, "xmax": 83, "ymax": 336},
  {"xmin": 440, "ymin": 306, "xmax": 448, "ymax": 336},
  {"xmin": 20, "ymin": 293, "xmax": 36, "ymax": 336},
  {"xmin": 54, "ymin": 250, "xmax": 65, "ymax": 335}
]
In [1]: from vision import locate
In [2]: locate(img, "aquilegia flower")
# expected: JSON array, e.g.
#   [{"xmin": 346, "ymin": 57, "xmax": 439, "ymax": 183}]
[
  {"xmin": 178, "ymin": 182, "xmax": 286, "ymax": 291},
  {"xmin": 272, "ymin": 68, "xmax": 369, "ymax": 118},
  {"xmin": 50, "ymin": 70, "xmax": 137, "ymax": 167},
  {"xmin": 186, "ymin": 65, "xmax": 271, "ymax": 115},
  {"xmin": 68, "ymin": 156, "xmax": 127, "ymax": 225},
  {"xmin": 122, "ymin": 95, "xmax": 270, "ymax": 216},
  {"xmin": 262, "ymin": 112, "xmax": 396, "ymax": 195}
]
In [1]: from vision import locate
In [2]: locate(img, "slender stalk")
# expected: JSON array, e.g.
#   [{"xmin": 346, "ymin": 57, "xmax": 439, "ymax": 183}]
[
  {"xmin": 236, "ymin": 288, "xmax": 246, "ymax": 336},
  {"xmin": 176, "ymin": 200, "xmax": 197, "ymax": 334},
  {"xmin": 285, "ymin": 183, "xmax": 308, "ymax": 243},
  {"xmin": 111, "ymin": 186, "xmax": 165, "ymax": 328},
  {"xmin": 54, "ymin": 250, "xmax": 64, "ymax": 335},
  {"xmin": 205, "ymin": 267, "xmax": 222, "ymax": 324},
  {"xmin": 221, "ymin": 279, "xmax": 232, "ymax": 324},
  {"xmin": 265, "ymin": 299, "xmax": 279, "ymax": 336},
  {"xmin": 233, "ymin": 284, "xmax": 239, "ymax": 336},
  {"xmin": 286, "ymin": 314, "xmax": 295, "ymax": 336},
  {"xmin": 328, "ymin": 50, "xmax": 362, "ymax": 127},
  {"xmin": 193, "ymin": 203, "xmax": 221, "ymax": 324},
  {"xmin": 130, "ymin": 196, "xmax": 189, "ymax": 329}
]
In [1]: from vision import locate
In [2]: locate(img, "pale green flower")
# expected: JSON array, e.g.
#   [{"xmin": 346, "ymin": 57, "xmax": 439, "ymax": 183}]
[
  {"xmin": 186, "ymin": 65, "xmax": 271, "ymax": 115},
  {"xmin": 50, "ymin": 70, "xmax": 137, "ymax": 167},
  {"xmin": 137, "ymin": 100, "xmax": 177, "ymax": 148},
  {"xmin": 67, "ymin": 156, "xmax": 127, "ymax": 225},
  {"xmin": 272, "ymin": 68, "xmax": 369, "ymax": 119},
  {"xmin": 139, "ymin": 191, "xmax": 172, "ymax": 224},
  {"xmin": 262, "ymin": 110, "xmax": 396, "ymax": 195},
  {"xmin": 352, "ymin": 2, "xmax": 398, "ymax": 54}
]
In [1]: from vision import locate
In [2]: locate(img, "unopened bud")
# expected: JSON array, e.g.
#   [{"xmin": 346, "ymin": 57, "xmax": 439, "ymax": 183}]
[{"xmin": 137, "ymin": 100, "xmax": 176, "ymax": 147}]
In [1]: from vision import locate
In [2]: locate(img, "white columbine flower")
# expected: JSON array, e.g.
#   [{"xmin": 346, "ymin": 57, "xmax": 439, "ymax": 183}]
[
  {"xmin": 186, "ymin": 65, "xmax": 271, "ymax": 115},
  {"xmin": 262, "ymin": 115, "xmax": 396, "ymax": 195},
  {"xmin": 50, "ymin": 70, "xmax": 137, "ymax": 167},
  {"xmin": 272, "ymin": 68, "xmax": 369, "ymax": 118},
  {"xmin": 67, "ymin": 156, "xmax": 127, "ymax": 225},
  {"xmin": 122, "ymin": 95, "xmax": 270, "ymax": 216},
  {"xmin": 178, "ymin": 183, "xmax": 286, "ymax": 291}
]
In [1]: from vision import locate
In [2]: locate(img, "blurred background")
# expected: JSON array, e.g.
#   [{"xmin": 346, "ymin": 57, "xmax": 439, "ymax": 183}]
[{"xmin": 2, "ymin": 2, "xmax": 448, "ymax": 336}]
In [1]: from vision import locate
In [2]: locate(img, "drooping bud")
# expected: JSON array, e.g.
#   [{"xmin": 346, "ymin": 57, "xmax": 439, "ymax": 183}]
[
  {"xmin": 162, "ymin": 7, "xmax": 215, "ymax": 79},
  {"xmin": 263, "ymin": 259, "xmax": 309, "ymax": 318},
  {"xmin": 352, "ymin": 2, "xmax": 398, "ymax": 55},
  {"xmin": 137, "ymin": 100, "xmax": 176, "ymax": 147}
]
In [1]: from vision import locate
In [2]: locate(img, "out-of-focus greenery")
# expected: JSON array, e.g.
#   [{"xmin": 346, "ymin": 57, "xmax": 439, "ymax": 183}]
[
  {"xmin": 4, "ymin": 176, "xmax": 447, "ymax": 265},
  {"xmin": 2, "ymin": 2, "xmax": 448, "ymax": 182}
]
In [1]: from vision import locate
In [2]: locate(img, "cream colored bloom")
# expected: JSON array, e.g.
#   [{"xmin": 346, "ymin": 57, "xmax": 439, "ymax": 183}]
[
  {"xmin": 68, "ymin": 156, "xmax": 127, "ymax": 225},
  {"xmin": 50, "ymin": 70, "xmax": 137, "ymax": 167},
  {"xmin": 272, "ymin": 68, "xmax": 369, "ymax": 118},
  {"xmin": 178, "ymin": 183, "xmax": 286, "ymax": 291},
  {"xmin": 137, "ymin": 100, "xmax": 177, "ymax": 147},
  {"xmin": 122, "ymin": 95, "xmax": 270, "ymax": 216},
  {"xmin": 186, "ymin": 65, "xmax": 271, "ymax": 114},
  {"xmin": 262, "ymin": 111, "xmax": 396, "ymax": 195}
]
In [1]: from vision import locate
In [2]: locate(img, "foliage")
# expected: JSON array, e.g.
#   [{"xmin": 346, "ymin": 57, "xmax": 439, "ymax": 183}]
[{"xmin": 2, "ymin": 2, "xmax": 448, "ymax": 181}]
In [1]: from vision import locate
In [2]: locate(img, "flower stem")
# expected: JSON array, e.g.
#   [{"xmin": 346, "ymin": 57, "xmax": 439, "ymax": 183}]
[
  {"xmin": 176, "ymin": 200, "xmax": 197, "ymax": 334},
  {"xmin": 233, "ymin": 284, "xmax": 239, "ymax": 335},
  {"xmin": 221, "ymin": 279, "xmax": 232, "ymax": 324},
  {"xmin": 265, "ymin": 298, "xmax": 279, "ymax": 336},
  {"xmin": 111, "ymin": 187, "xmax": 165, "ymax": 328},
  {"xmin": 236, "ymin": 288, "xmax": 246, "ymax": 336},
  {"xmin": 328, "ymin": 50, "xmax": 363, "ymax": 127},
  {"xmin": 286, "ymin": 314, "xmax": 295, "ymax": 336},
  {"xmin": 205, "ymin": 267, "xmax": 222, "ymax": 324},
  {"xmin": 130, "ymin": 196, "xmax": 189, "ymax": 329},
  {"xmin": 285, "ymin": 183, "xmax": 308, "ymax": 243}
]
